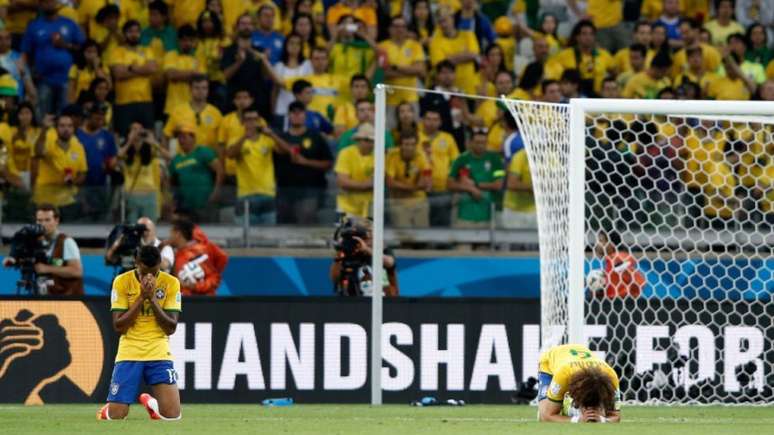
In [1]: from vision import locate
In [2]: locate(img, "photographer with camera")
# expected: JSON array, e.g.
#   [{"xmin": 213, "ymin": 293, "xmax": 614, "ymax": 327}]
[
  {"xmin": 105, "ymin": 217, "xmax": 174, "ymax": 274},
  {"xmin": 330, "ymin": 217, "xmax": 399, "ymax": 297},
  {"xmin": 2, "ymin": 204, "xmax": 83, "ymax": 295}
]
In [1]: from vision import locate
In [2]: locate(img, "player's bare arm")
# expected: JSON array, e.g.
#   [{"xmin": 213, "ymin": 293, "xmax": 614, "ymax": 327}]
[
  {"xmin": 147, "ymin": 299, "xmax": 178, "ymax": 336},
  {"xmin": 112, "ymin": 296, "xmax": 143, "ymax": 334},
  {"xmin": 538, "ymin": 399, "xmax": 572, "ymax": 423}
]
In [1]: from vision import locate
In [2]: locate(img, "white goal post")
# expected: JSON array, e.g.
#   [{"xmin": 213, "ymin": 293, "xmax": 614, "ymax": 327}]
[{"xmin": 505, "ymin": 97, "xmax": 773, "ymax": 404}]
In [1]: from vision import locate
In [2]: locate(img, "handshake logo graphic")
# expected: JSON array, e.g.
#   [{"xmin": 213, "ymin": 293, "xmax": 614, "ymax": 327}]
[{"xmin": 0, "ymin": 303, "xmax": 104, "ymax": 404}]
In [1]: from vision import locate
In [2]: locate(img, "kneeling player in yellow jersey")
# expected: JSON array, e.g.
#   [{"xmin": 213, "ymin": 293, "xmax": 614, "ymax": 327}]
[
  {"xmin": 97, "ymin": 246, "xmax": 182, "ymax": 421},
  {"xmin": 537, "ymin": 344, "xmax": 621, "ymax": 423}
]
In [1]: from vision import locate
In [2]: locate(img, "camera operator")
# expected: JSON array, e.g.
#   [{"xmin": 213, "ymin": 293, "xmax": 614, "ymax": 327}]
[
  {"xmin": 105, "ymin": 217, "xmax": 174, "ymax": 273},
  {"xmin": 2, "ymin": 203, "xmax": 84, "ymax": 295},
  {"xmin": 330, "ymin": 217, "xmax": 399, "ymax": 297}
]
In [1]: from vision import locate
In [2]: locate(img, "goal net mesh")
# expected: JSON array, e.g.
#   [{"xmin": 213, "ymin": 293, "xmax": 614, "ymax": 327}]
[{"xmin": 504, "ymin": 99, "xmax": 773, "ymax": 404}]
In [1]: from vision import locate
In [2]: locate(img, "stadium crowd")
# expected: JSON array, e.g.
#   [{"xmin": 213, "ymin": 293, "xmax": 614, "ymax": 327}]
[{"xmin": 0, "ymin": 0, "xmax": 769, "ymax": 230}]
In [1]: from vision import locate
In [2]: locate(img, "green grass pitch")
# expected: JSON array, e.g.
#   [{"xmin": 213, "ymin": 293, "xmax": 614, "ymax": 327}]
[{"xmin": 1, "ymin": 404, "xmax": 771, "ymax": 434}]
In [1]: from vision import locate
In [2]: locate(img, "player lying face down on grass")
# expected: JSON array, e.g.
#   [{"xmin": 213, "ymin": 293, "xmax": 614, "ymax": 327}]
[
  {"xmin": 537, "ymin": 344, "xmax": 621, "ymax": 423},
  {"xmin": 98, "ymin": 245, "xmax": 182, "ymax": 421}
]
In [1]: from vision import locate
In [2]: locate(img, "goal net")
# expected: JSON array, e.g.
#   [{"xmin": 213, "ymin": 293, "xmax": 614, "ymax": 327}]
[{"xmin": 504, "ymin": 98, "xmax": 773, "ymax": 404}]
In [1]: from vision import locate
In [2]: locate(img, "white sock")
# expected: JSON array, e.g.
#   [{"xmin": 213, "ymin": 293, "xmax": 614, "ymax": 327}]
[{"xmin": 159, "ymin": 413, "xmax": 182, "ymax": 421}]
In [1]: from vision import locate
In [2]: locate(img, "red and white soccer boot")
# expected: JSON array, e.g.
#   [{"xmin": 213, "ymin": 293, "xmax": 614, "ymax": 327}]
[{"xmin": 139, "ymin": 393, "xmax": 162, "ymax": 420}]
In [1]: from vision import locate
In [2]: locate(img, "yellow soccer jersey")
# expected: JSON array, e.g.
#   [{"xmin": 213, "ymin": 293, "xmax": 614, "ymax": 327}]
[
  {"xmin": 111, "ymin": 270, "xmax": 182, "ymax": 362},
  {"xmin": 234, "ymin": 135, "xmax": 277, "ymax": 198},
  {"xmin": 334, "ymin": 145, "xmax": 374, "ymax": 217},
  {"xmin": 539, "ymin": 344, "xmax": 620, "ymax": 403}
]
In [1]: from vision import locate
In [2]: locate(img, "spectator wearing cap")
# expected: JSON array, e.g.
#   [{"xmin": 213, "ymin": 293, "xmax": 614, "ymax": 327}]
[
  {"xmin": 76, "ymin": 101, "xmax": 117, "ymax": 220},
  {"xmin": 169, "ymin": 122, "xmax": 223, "ymax": 221},
  {"xmin": 0, "ymin": 29, "xmax": 35, "ymax": 102},
  {"xmin": 447, "ymin": 127, "xmax": 504, "ymax": 228},
  {"xmin": 378, "ymin": 15, "xmax": 426, "ymax": 115},
  {"xmin": 337, "ymin": 99, "xmax": 394, "ymax": 151},
  {"xmin": 251, "ymin": 4, "xmax": 285, "ymax": 65},
  {"xmin": 623, "ymin": 50, "xmax": 673, "ymax": 99},
  {"xmin": 108, "ymin": 20, "xmax": 158, "ymax": 137},
  {"xmin": 67, "ymin": 39, "xmax": 111, "ymax": 104},
  {"xmin": 162, "ymin": 25, "xmax": 205, "ymax": 115},
  {"xmin": 32, "ymin": 112, "xmax": 87, "ymax": 221},
  {"xmin": 163, "ymin": 74, "xmax": 223, "ymax": 153},
  {"xmin": 335, "ymin": 122, "xmax": 375, "ymax": 218},
  {"xmin": 21, "ymin": 0, "xmax": 85, "ymax": 117},
  {"xmin": 493, "ymin": 16, "xmax": 515, "ymax": 72},
  {"xmin": 0, "ymin": 74, "xmax": 20, "ymax": 119},
  {"xmin": 276, "ymin": 101, "xmax": 333, "ymax": 224},
  {"xmin": 226, "ymin": 107, "xmax": 292, "ymax": 224},
  {"xmin": 117, "ymin": 123, "xmax": 163, "ymax": 222}
]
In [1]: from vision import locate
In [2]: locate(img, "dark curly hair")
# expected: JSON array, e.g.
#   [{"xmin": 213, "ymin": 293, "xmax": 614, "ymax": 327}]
[{"xmin": 567, "ymin": 366, "xmax": 616, "ymax": 410}]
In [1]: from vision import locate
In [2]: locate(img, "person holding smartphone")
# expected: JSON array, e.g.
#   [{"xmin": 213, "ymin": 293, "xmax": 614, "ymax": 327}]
[{"xmin": 118, "ymin": 123, "xmax": 165, "ymax": 222}]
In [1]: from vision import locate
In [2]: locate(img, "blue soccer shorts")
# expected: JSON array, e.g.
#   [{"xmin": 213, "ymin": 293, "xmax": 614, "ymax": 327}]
[{"xmin": 107, "ymin": 360, "xmax": 178, "ymax": 404}]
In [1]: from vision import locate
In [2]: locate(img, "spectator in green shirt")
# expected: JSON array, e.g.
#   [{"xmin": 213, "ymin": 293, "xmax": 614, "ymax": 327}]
[
  {"xmin": 447, "ymin": 127, "xmax": 504, "ymax": 228},
  {"xmin": 169, "ymin": 123, "xmax": 223, "ymax": 222}
]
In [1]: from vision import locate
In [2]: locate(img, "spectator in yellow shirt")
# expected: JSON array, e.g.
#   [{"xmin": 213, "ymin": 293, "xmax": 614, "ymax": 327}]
[
  {"xmin": 705, "ymin": 0, "xmax": 744, "ymax": 47},
  {"xmin": 622, "ymin": 50, "xmax": 673, "ymax": 99},
  {"xmin": 335, "ymin": 122, "xmax": 376, "ymax": 218},
  {"xmin": 163, "ymin": 75, "xmax": 223, "ymax": 151},
  {"xmin": 379, "ymin": 15, "xmax": 426, "ymax": 112},
  {"xmin": 225, "ymin": 107, "xmax": 293, "ymax": 225},
  {"xmin": 613, "ymin": 21, "xmax": 654, "ymax": 75},
  {"xmin": 705, "ymin": 54, "xmax": 756, "ymax": 100},
  {"xmin": 117, "ymin": 123, "xmax": 163, "ymax": 221},
  {"xmin": 68, "ymin": 39, "xmax": 111, "ymax": 104},
  {"xmin": 295, "ymin": 46, "xmax": 344, "ymax": 120},
  {"xmin": 386, "ymin": 131, "xmax": 431, "ymax": 228},
  {"xmin": 109, "ymin": 20, "xmax": 158, "ymax": 136},
  {"xmin": 162, "ymin": 25, "xmax": 204, "ymax": 115},
  {"xmin": 503, "ymin": 147, "xmax": 536, "ymax": 229},
  {"xmin": 672, "ymin": 19, "xmax": 722, "ymax": 79},
  {"xmin": 218, "ymin": 89, "xmax": 255, "ymax": 178},
  {"xmin": 549, "ymin": 20, "xmax": 615, "ymax": 97},
  {"xmin": 9, "ymin": 101, "xmax": 39, "ymax": 189},
  {"xmin": 333, "ymin": 74, "xmax": 370, "ymax": 138},
  {"xmin": 326, "ymin": 0, "xmax": 377, "ymax": 40},
  {"xmin": 674, "ymin": 46, "xmax": 712, "ymax": 89},
  {"xmin": 32, "ymin": 114, "xmax": 87, "ymax": 220},
  {"xmin": 418, "ymin": 108, "xmax": 459, "ymax": 227},
  {"xmin": 195, "ymin": 10, "xmax": 229, "ymax": 110},
  {"xmin": 429, "ymin": 5, "xmax": 480, "ymax": 95},
  {"xmin": 329, "ymin": 15, "xmax": 377, "ymax": 101},
  {"xmin": 578, "ymin": 0, "xmax": 629, "ymax": 53},
  {"xmin": 617, "ymin": 43, "xmax": 649, "ymax": 89}
]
